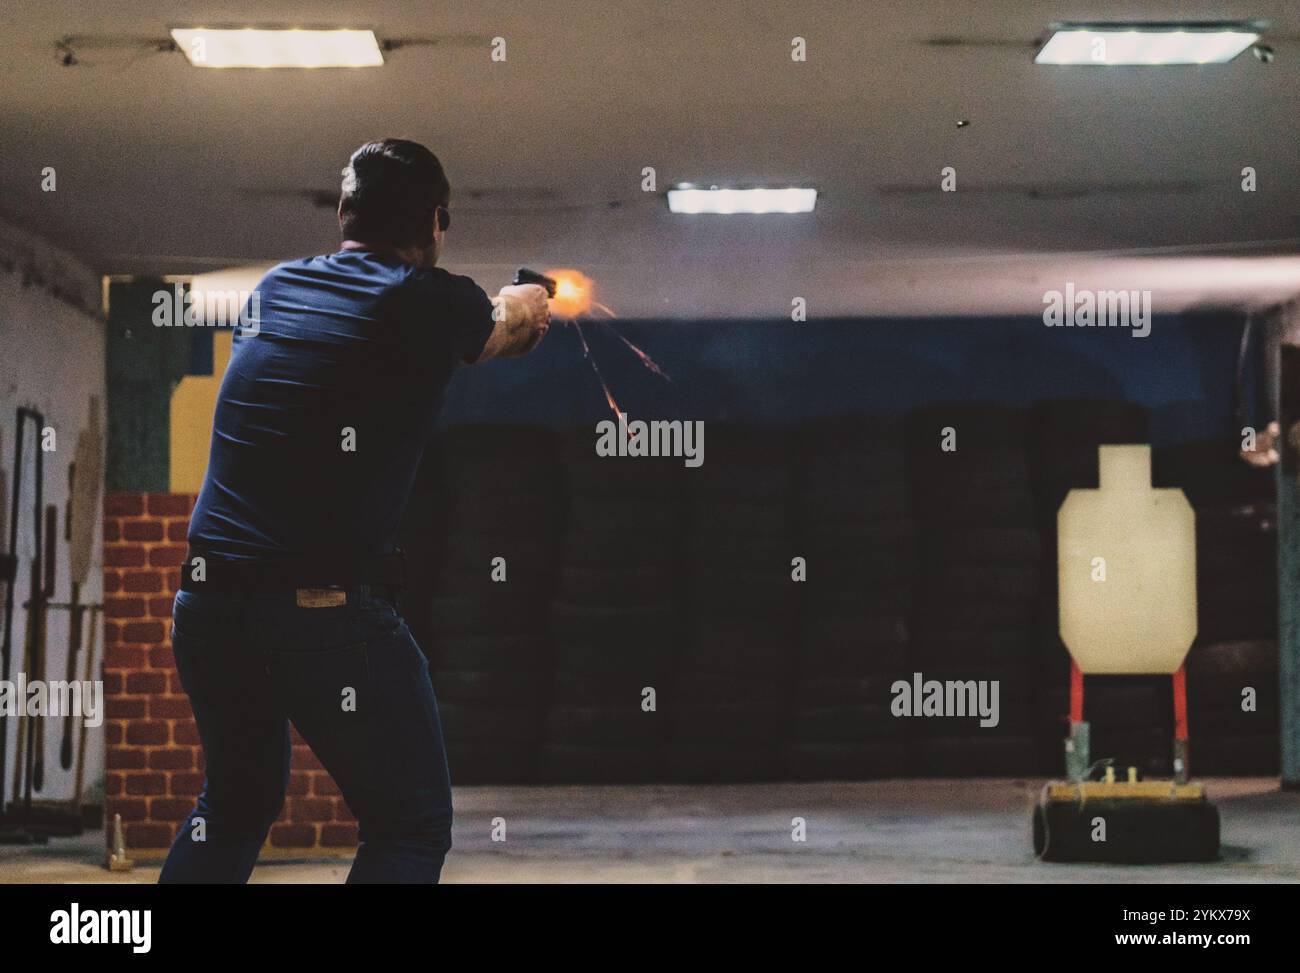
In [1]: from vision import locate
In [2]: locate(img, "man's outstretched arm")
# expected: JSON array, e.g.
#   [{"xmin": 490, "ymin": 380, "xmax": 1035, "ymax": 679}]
[{"xmin": 477, "ymin": 283, "xmax": 551, "ymax": 362}]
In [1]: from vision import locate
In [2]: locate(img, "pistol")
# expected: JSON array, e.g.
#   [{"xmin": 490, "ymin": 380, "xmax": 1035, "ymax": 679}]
[{"xmin": 512, "ymin": 267, "xmax": 557, "ymax": 298}]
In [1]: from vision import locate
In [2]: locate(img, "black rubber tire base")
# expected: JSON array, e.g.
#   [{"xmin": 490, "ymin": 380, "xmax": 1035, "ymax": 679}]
[{"xmin": 1033, "ymin": 799, "xmax": 1220, "ymax": 863}]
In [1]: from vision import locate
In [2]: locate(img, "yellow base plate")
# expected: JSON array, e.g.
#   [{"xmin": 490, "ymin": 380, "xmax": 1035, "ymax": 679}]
[{"xmin": 1046, "ymin": 780, "xmax": 1205, "ymax": 803}]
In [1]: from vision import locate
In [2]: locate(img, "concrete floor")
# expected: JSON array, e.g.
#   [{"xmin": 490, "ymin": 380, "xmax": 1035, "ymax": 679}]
[{"xmin": 3, "ymin": 778, "xmax": 1298, "ymax": 883}]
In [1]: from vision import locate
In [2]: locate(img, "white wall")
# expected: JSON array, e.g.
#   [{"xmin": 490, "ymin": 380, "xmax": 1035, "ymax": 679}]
[{"xmin": 0, "ymin": 217, "xmax": 105, "ymax": 812}]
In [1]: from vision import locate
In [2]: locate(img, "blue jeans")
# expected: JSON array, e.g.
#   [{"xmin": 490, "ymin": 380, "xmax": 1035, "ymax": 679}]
[{"xmin": 158, "ymin": 585, "xmax": 453, "ymax": 883}]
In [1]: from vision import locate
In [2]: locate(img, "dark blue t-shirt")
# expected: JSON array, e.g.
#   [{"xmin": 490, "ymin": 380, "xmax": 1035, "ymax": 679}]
[{"xmin": 189, "ymin": 249, "xmax": 495, "ymax": 560}]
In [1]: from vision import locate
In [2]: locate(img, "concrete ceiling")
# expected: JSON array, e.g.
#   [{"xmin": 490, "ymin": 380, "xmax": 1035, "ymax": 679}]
[{"xmin": 1, "ymin": 0, "xmax": 1298, "ymax": 317}]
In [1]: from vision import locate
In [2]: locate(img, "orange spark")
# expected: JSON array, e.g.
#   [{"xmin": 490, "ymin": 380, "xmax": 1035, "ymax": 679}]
[
  {"xmin": 608, "ymin": 328, "xmax": 671, "ymax": 381},
  {"xmin": 582, "ymin": 291, "xmax": 671, "ymax": 381},
  {"xmin": 573, "ymin": 319, "xmax": 622, "ymax": 421}
]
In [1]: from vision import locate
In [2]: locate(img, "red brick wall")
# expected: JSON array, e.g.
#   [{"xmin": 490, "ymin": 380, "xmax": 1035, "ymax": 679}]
[{"xmin": 103, "ymin": 492, "xmax": 357, "ymax": 858}]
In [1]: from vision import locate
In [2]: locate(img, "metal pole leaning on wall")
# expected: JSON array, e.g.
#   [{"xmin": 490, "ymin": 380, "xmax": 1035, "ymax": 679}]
[
  {"xmin": 0, "ymin": 407, "xmax": 46, "ymax": 843},
  {"xmin": 0, "ymin": 412, "xmax": 22, "ymax": 817},
  {"xmin": 1276, "ymin": 301, "xmax": 1300, "ymax": 788}
]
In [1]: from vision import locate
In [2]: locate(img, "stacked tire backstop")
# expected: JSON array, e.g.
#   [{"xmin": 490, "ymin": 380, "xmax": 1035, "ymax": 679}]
[{"xmin": 401, "ymin": 398, "xmax": 1278, "ymax": 784}]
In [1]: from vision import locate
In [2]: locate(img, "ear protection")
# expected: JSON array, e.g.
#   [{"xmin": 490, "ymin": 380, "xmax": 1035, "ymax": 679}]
[{"xmin": 436, "ymin": 206, "xmax": 451, "ymax": 232}]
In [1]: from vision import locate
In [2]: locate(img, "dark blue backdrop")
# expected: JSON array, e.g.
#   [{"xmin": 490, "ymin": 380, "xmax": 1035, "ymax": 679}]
[{"xmin": 439, "ymin": 313, "xmax": 1248, "ymax": 445}]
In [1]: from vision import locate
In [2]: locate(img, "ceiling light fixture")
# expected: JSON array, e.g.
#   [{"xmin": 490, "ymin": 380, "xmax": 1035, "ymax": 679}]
[
  {"xmin": 666, "ymin": 186, "xmax": 817, "ymax": 215},
  {"xmin": 169, "ymin": 28, "xmax": 385, "ymax": 68},
  {"xmin": 1035, "ymin": 21, "xmax": 1262, "ymax": 65}
]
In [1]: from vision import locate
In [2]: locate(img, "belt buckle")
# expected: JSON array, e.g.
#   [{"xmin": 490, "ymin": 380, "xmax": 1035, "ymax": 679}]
[{"xmin": 296, "ymin": 587, "xmax": 347, "ymax": 608}]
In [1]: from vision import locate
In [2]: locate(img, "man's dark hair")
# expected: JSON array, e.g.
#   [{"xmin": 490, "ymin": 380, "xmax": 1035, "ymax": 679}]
[{"xmin": 338, "ymin": 139, "xmax": 450, "ymax": 248}]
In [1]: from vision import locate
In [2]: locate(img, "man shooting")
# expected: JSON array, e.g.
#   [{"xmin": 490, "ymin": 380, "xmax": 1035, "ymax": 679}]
[{"xmin": 158, "ymin": 138, "xmax": 550, "ymax": 883}]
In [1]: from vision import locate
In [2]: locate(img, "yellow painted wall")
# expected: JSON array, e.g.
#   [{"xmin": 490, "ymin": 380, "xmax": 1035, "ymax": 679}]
[{"xmin": 168, "ymin": 329, "xmax": 231, "ymax": 493}]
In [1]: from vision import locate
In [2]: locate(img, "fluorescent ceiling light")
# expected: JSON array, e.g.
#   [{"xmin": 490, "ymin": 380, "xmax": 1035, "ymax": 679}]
[
  {"xmin": 667, "ymin": 186, "xmax": 817, "ymax": 214},
  {"xmin": 1035, "ymin": 23, "xmax": 1259, "ymax": 65},
  {"xmin": 170, "ymin": 28, "xmax": 384, "ymax": 68}
]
